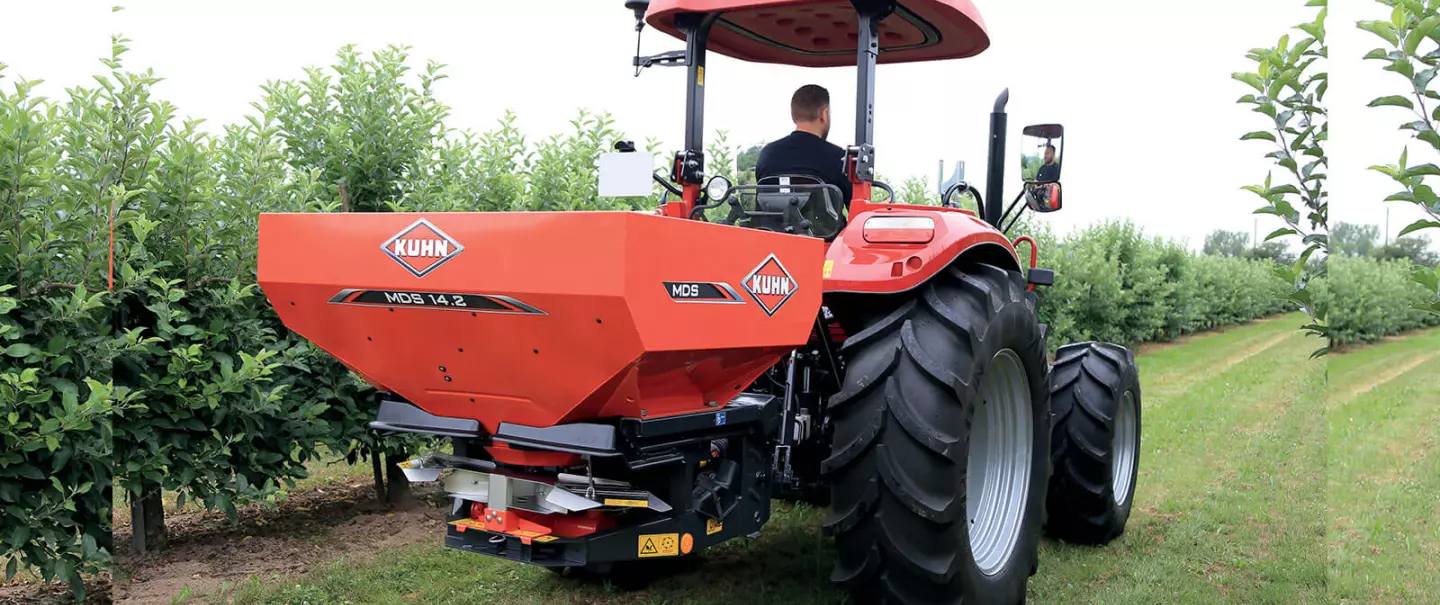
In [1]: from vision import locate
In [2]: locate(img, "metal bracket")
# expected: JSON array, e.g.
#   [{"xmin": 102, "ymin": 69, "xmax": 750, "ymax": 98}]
[
  {"xmin": 673, "ymin": 149, "xmax": 705, "ymax": 185},
  {"xmin": 846, "ymin": 144, "xmax": 876, "ymax": 183},
  {"xmin": 634, "ymin": 50, "xmax": 687, "ymax": 69}
]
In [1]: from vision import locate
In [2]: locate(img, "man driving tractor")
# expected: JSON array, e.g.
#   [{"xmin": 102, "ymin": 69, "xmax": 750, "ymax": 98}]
[
  {"xmin": 1037, "ymin": 143, "xmax": 1059, "ymax": 182},
  {"xmin": 755, "ymin": 84, "xmax": 854, "ymax": 207}
]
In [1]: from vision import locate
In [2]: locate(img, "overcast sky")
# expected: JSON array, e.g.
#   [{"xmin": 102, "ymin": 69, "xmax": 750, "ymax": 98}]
[{"xmin": 2, "ymin": 0, "xmax": 1415, "ymax": 250}]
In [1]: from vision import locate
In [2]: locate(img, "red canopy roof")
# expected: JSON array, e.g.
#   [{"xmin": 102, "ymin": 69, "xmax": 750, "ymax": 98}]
[{"xmin": 645, "ymin": 0, "xmax": 989, "ymax": 68}]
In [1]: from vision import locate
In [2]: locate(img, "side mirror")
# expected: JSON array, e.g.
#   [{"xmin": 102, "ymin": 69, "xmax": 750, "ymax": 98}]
[
  {"xmin": 1020, "ymin": 124, "xmax": 1063, "ymax": 185},
  {"xmin": 1025, "ymin": 182, "xmax": 1062, "ymax": 213}
]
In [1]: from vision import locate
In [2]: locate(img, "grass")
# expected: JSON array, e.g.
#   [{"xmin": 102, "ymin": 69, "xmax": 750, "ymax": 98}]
[
  {"xmin": 1326, "ymin": 327, "xmax": 1440, "ymax": 604},
  {"xmin": 213, "ymin": 315, "xmax": 1335, "ymax": 604}
]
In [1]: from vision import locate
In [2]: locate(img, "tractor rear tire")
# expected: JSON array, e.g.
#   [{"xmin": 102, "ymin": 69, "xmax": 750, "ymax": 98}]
[
  {"xmin": 1044, "ymin": 342, "xmax": 1141, "ymax": 545},
  {"xmin": 825, "ymin": 263, "xmax": 1050, "ymax": 605}
]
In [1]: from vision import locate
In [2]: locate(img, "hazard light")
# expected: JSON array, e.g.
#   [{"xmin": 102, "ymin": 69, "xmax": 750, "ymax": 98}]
[{"xmin": 863, "ymin": 216, "xmax": 935, "ymax": 243}]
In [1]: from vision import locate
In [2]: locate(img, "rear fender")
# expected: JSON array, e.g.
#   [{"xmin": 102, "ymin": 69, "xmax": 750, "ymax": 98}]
[{"xmin": 822, "ymin": 205, "xmax": 1021, "ymax": 294}]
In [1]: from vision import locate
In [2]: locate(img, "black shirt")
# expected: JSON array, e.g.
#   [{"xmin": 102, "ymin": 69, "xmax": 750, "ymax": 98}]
[
  {"xmin": 1037, "ymin": 161, "xmax": 1059, "ymax": 183},
  {"xmin": 756, "ymin": 131, "xmax": 853, "ymax": 206}
]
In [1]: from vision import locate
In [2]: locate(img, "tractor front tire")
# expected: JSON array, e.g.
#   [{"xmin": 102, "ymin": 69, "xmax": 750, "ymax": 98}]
[
  {"xmin": 1044, "ymin": 342, "xmax": 1142, "ymax": 545},
  {"xmin": 825, "ymin": 263, "xmax": 1050, "ymax": 605}
]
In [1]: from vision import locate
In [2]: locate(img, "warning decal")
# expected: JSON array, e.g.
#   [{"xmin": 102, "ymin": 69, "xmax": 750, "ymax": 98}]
[
  {"xmin": 706, "ymin": 518, "xmax": 723, "ymax": 535},
  {"xmin": 638, "ymin": 533, "xmax": 680, "ymax": 558},
  {"xmin": 448, "ymin": 518, "xmax": 485, "ymax": 532}
]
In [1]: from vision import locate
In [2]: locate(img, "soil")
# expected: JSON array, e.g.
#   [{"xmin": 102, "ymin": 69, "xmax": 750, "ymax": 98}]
[
  {"xmin": 111, "ymin": 481, "xmax": 448, "ymax": 604},
  {"xmin": 0, "ymin": 577, "xmax": 112, "ymax": 605}
]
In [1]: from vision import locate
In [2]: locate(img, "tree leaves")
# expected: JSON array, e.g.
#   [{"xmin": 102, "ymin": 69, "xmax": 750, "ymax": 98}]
[
  {"xmin": 1399, "ymin": 218, "xmax": 1440, "ymax": 236},
  {"xmin": 1238, "ymin": 2, "xmax": 1330, "ymax": 350},
  {"xmin": 1233, "ymin": 72, "xmax": 1266, "ymax": 92},
  {"xmin": 1407, "ymin": 15, "xmax": 1440, "ymax": 55},
  {"xmin": 1369, "ymin": 94, "xmax": 1417, "ymax": 108},
  {"xmin": 1360, "ymin": 0, "xmax": 1440, "ymax": 315},
  {"xmin": 1361, "ymin": 19, "xmax": 1400, "ymax": 46},
  {"xmin": 3, "ymin": 343, "xmax": 35, "ymax": 357}
]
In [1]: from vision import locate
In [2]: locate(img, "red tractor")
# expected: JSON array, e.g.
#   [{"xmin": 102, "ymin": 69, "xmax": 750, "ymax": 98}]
[{"xmin": 259, "ymin": 1, "xmax": 1142, "ymax": 602}]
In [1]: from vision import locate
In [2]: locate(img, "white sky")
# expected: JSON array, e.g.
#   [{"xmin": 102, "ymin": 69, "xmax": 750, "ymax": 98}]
[{"xmin": 3, "ymin": 0, "xmax": 1403, "ymax": 251}]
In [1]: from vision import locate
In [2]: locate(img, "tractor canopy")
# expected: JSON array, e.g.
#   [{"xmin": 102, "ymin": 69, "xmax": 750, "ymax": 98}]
[{"xmin": 644, "ymin": 0, "xmax": 989, "ymax": 67}]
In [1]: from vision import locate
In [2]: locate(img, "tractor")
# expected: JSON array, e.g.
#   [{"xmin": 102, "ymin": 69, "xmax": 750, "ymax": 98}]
[{"xmin": 257, "ymin": 0, "xmax": 1143, "ymax": 603}]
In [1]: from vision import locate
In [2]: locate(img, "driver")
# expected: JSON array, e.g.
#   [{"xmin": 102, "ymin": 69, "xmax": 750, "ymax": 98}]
[
  {"xmin": 1036, "ymin": 143, "xmax": 1059, "ymax": 182},
  {"xmin": 756, "ymin": 84, "xmax": 853, "ymax": 207}
]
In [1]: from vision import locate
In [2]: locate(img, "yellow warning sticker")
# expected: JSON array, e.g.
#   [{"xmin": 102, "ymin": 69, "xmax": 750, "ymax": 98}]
[
  {"xmin": 510, "ymin": 529, "xmax": 546, "ymax": 538},
  {"xmin": 706, "ymin": 518, "xmax": 723, "ymax": 535},
  {"xmin": 697, "ymin": 66, "xmax": 705, "ymax": 86},
  {"xmin": 638, "ymin": 533, "xmax": 680, "ymax": 558},
  {"xmin": 532, "ymin": 535, "xmax": 558, "ymax": 543},
  {"xmin": 604, "ymin": 498, "xmax": 650, "ymax": 508},
  {"xmin": 822, "ymin": 260, "xmax": 834, "ymax": 278},
  {"xmin": 449, "ymin": 519, "xmax": 485, "ymax": 531}
]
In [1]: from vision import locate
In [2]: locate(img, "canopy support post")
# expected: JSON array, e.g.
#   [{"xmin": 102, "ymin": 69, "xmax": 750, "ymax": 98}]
[
  {"xmin": 666, "ymin": 11, "xmax": 719, "ymax": 218},
  {"xmin": 849, "ymin": 0, "xmax": 893, "ymax": 186}
]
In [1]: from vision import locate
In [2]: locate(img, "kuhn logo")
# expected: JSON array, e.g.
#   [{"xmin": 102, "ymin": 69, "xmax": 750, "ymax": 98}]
[
  {"xmin": 744, "ymin": 254, "xmax": 797, "ymax": 317},
  {"xmin": 381, "ymin": 219, "xmax": 464, "ymax": 278}
]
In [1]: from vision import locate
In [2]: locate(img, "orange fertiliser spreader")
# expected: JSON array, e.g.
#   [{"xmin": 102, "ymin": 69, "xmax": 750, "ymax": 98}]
[
  {"xmin": 254, "ymin": 1, "xmax": 1145, "ymax": 601},
  {"xmin": 259, "ymin": 211, "xmax": 823, "ymax": 436}
]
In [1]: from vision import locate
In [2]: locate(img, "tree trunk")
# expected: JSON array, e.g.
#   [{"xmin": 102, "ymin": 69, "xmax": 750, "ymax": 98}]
[
  {"xmin": 371, "ymin": 447, "xmax": 386, "ymax": 503},
  {"xmin": 384, "ymin": 450, "xmax": 412, "ymax": 504},
  {"xmin": 94, "ymin": 482, "xmax": 114, "ymax": 554},
  {"xmin": 130, "ymin": 484, "xmax": 166, "ymax": 552}
]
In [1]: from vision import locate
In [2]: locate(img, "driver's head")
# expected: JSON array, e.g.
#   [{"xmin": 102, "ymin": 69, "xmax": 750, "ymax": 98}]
[
  {"xmin": 1043, "ymin": 144, "xmax": 1056, "ymax": 164},
  {"xmin": 791, "ymin": 84, "xmax": 831, "ymax": 140}
]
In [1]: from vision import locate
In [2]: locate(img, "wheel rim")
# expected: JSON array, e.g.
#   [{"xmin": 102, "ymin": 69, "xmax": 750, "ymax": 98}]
[
  {"xmin": 966, "ymin": 349, "xmax": 1033, "ymax": 577},
  {"xmin": 1112, "ymin": 391, "xmax": 1138, "ymax": 505}
]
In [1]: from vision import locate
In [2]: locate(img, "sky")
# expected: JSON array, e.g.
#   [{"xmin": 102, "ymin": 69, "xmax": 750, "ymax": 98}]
[{"xmin": 1, "ymin": 0, "xmax": 1411, "ymax": 251}]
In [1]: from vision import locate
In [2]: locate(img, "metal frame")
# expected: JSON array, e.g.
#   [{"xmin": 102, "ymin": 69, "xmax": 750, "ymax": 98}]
[
  {"xmin": 675, "ymin": 12, "xmax": 720, "ymax": 186},
  {"xmin": 852, "ymin": 0, "xmax": 893, "ymax": 150}
]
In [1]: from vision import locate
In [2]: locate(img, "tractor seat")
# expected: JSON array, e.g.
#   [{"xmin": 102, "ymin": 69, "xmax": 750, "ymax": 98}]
[{"xmin": 752, "ymin": 174, "xmax": 847, "ymax": 240}]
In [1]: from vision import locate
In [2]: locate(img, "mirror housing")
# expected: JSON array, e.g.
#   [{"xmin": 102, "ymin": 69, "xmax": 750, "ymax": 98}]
[
  {"xmin": 1025, "ymin": 182, "xmax": 1062, "ymax": 213},
  {"xmin": 1020, "ymin": 124, "xmax": 1063, "ymax": 185}
]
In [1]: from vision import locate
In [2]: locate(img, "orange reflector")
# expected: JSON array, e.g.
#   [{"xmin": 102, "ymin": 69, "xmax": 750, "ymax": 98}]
[{"xmin": 863, "ymin": 216, "xmax": 935, "ymax": 243}]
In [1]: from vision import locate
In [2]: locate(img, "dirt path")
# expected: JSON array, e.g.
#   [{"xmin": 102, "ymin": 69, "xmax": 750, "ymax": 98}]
[
  {"xmin": 113, "ymin": 482, "xmax": 447, "ymax": 604},
  {"xmin": 1341, "ymin": 352, "xmax": 1438, "ymax": 403},
  {"xmin": 1133, "ymin": 314, "xmax": 1290, "ymax": 357},
  {"xmin": 1216, "ymin": 331, "xmax": 1292, "ymax": 373}
]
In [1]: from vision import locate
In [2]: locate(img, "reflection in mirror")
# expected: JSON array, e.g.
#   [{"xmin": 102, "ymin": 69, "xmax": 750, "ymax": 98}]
[
  {"xmin": 1019, "ymin": 124, "xmax": 1064, "ymax": 184},
  {"xmin": 1025, "ymin": 181, "xmax": 1062, "ymax": 213}
]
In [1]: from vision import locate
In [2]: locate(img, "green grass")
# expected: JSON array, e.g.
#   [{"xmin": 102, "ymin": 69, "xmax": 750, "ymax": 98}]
[
  {"xmin": 224, "ymin": 315, "xmax": 1332, "ymax": 605},
  {"xmin": 1327, "ymin": 327, "xmax": 1440, "ymax": 604}
]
